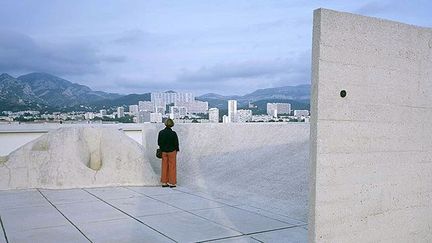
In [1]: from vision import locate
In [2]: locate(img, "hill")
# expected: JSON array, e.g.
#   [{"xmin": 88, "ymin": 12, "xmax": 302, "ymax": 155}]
[
  {"xmin": 17, "ymin": 73, "xmax": 120, "ymax": 107},
  {"xmin": 0, "ymin": 73, "xmax": 46, "ymax": 111},
  {"xmin": 1, "ymin": 72, "xmax": 310, "ymax": 112}
]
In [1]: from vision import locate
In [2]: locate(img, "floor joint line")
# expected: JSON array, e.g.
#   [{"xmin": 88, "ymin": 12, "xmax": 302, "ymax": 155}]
[
  {"xmin": 0, "ymin": 215, "xmax": 9, "ymax": 243},
  {"xmin": 37, "ymin": 189, "xmax": 93, "ymax": 243},
  {"xmin": 229, "ymin": 204, "xmax": 307, "ymax": 226},
  {"xmin": 174, "ymin": 187, "xmax": 307, "ymax": 226},
  {"xmin": 244, "ymin": 224, "xmax": 303, "ymax": 236},
  {"xmin": 197, "ymin": 225, "xmax": 302, "ymax": 243},
  {"xmin": 197, "ymin": 234, "xmax": 265, "ymax": 243},
  {"xmin": 169, "ymin": 187, "xmax": 307, "ymax": 229},
  {"xmin": 124, "ymin": 187, "xmax": 246, "ymax": 238},
  {"xmin": 82, "ymin": 188, "xmax": 178, "ymax": 243}
]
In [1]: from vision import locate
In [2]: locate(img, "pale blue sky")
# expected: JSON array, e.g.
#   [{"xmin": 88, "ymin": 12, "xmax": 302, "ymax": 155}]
[{"xmin": 0, "ymin": 1, "xmax": 431, "ymax": 95}]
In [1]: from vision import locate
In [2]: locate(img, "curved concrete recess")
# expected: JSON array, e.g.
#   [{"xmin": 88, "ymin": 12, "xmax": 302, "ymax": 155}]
[
  {"xmin": 142, "ymin": 123, "xmax": 310, "ymax": 221},
  {"xmin": 0, "ymin": 127, "xmax": 159, "ymax": 189}
]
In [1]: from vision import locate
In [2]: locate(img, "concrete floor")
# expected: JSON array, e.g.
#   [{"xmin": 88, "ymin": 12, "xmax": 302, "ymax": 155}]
[{"xmin": 0, "ymin": 186, "xmax": 307, "ymax": 243}]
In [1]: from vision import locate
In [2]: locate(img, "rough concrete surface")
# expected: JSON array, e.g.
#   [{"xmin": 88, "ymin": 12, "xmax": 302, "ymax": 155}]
[
  {"xmin": 310, "ymin": 9, "xmax": 432, "ymax": 242},
  {"xmin": 0, "ymin": 123, "xmax": 310, "ymax": 223},
  {"xmin": 143, "ymin": 123, "xmax": 310, "ymax": 222},
  {"xmin": 0, "ymin": 127, "xmax": 159, "ymax": 190}
]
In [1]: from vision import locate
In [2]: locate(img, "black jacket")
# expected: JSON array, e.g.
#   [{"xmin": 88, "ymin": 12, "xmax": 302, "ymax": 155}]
[{"xmin": 158, "ymin": 127, "xmax": 179, "ymax": 152}]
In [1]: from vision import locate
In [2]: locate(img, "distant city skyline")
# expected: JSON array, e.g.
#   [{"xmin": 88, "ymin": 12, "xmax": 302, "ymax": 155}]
[{"xmin": 0, "ymin": 1, "xmax": 431, "ymax": 95}]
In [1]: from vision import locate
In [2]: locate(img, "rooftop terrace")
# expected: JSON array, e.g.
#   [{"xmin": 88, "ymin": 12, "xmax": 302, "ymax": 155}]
[
  {"xmin": 0, "ymin": 123, "xmax": 309, "ymax": 242},
  {"xmin": 0, "ymin": 186, "xmax": 307, "ymax": 243}
]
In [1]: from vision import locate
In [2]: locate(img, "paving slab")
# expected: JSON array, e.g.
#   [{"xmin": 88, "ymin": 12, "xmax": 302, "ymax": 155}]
[
  {"xmin": 174, "ymin": 187, "xmax": 243, "ymax": 207},
  {"xmin": 107, "ymin": 196, "xmax": 181, "ymax": 217},
  {"xmin": 85, "ymin": 187, "xmax": 143, "ymax": 200},
  {"xmin": 250, "ymin": 227, "xmax": 307, "ymax": 243},
  {"xmin": 192, "ymin": 206, "xmax": 293, "ymax": 234},
  {"xmin": 6, "ymin": 225, "xmax": 88, "ymax": 243},
  {"xmin": 56, "ymin": 200, "xmax": 128, "ymax": 224},
  {"xmin": 139, "ymin": 211, "xmax": 242, "ymax": 242},
  {"xmin": 0, "ymin": 190, "xmax": 48, "ymax": 209},
  {"xmin": 40, "ymin": 189, "xmax": 99, "ymax": 205},
  {"xmin": 0, "ymin": 189, "xmax": 36, "ymax": 195},
  {"xmin": 234, "ymin": 205, "xmax": 307, "ymax": 226},
  {"xmin": 0, "ymin": 187, "xmax": 308, "ymax": 242},
  {"xmin": 127, "ymin": 186, "xmax": 183, "ymax": 196},
  {"xmin": 0, "ymin": 205, "xmax": 69, "ymax": 233},
  {"xmin": 79, "ymin": 218, "xmax": 173, "ymax": 243},
  {"xmin": 151, "ymin": 193, "xmax": 227, "ymax": 211}
]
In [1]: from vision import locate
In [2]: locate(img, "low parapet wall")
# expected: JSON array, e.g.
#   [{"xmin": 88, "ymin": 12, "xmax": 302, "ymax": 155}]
[{"xmin": 0, "ymin": 124, "xmax": 144, "ymax": 156}]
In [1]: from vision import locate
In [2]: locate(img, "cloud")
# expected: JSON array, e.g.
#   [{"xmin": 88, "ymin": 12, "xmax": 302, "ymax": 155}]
[
  {"xmin": 171, "ymin": 54, "xmax": 311, "ymax": 95},
  {"xmin": 112, "ymin": 29, "xmax": 148, "ymax": 44},
  {"xmin": 353, "ymin": 0, "xmax": 429, "ymax": 16},
  {"xmin": 0, "ymin": 30, "xmax": 125, "ymax": 76},
  {"xmin": 176, "ymin": 55, "xmax": 310, "ymax": 84},
  {"xmin": 355, "ymin": 1, "xmax": 392, "ymax": 15}
]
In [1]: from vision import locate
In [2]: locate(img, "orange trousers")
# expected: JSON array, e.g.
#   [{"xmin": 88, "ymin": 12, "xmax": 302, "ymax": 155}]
[{"xmin": 161, "ymin": 151, "xmax": 177, "ymax": 185}]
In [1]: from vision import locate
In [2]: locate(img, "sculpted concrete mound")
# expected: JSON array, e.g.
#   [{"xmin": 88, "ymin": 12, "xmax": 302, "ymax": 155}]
[{"xmin": 0, "ymin": 127, "xmax": 159, "ymax": 190}]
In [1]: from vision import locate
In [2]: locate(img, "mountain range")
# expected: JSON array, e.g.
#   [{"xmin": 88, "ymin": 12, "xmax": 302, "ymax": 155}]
[
  {"xmin": 0, "ymin": 73, "xmax": 121, "ymax": 111},
  {"xmin": 197, "ymin": 84, "xmax": 310, "ymax": 111},
  {"xmin": 0, "ymin": 72, "xmax": 310, "ymax": 112}
]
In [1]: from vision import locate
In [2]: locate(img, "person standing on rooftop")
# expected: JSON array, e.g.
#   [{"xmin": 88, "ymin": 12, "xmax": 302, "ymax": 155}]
[{"xmin": 158, "ymin": 118, "xmax": 179, "ymax": 188}]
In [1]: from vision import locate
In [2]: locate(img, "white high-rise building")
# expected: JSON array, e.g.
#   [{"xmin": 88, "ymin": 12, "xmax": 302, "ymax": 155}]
[
  {"xmin": 267, "ymin": 103, "xmax": 291, "ymax": 117},
  {"xmin": 278, "ymin": 103, "xmax": 291, "ymax": 115},
  {"xmin": 237, "ymin": 109, "xmax": 252, "ymax": 123},
  {"xmin": 188, "ymin": 101, "xmax": 208, "ymax": 114},
  {"xmin": 85, "ymin": 112, "xmax": 95, "ymax": 120},
  {"xmin": 294, "ymin": 110, "xmax": 309, "ymax": 117},
  {"xmin": 117, "ymin": 107, "xmax": 125, "ymax": 118},
  {"xmin": 138, "ymin": 110, "xmax": 151, "ymax": 123},
  {"xmin": 179, "ymin": 107, "xmax": 187, "ymax": 117},
  {"xmin": 175, "ymin": 100, "xmax": 209, "ymax": 114},
  {"xmin": 129, "ymin": 105, "xmax": 139, "ymax": 116},
  {"xmin": 138, "ymin": 101, "xmax": 154, "ymax": 112},
  {"xmin": 155, "ymin": 106, "xmax": 166, "ymax": 115},
  {"xmin": 150, "ymin": 113, "xmax": 163, "ymax": 123},
  {"xmin": 169, "ymin": 106, "xmax": 187, "ymax": 119},
  {"xmin": 228, "ymin": 100, "xmax": 237, "ymax": 123},
  {"xmin": 208, "ymin": 108, "xmax": 219, "ymax": 123},
  {"xmin": 151, "ymin": 92, "xmax": 195, "ymax": 107},
  {"xmin": 222, "ymin": 115, "xmax": 229, "ymax": 123},
  {"xmin": 100, "ymin": 109, "xmax": 107, "ymax": 117}
]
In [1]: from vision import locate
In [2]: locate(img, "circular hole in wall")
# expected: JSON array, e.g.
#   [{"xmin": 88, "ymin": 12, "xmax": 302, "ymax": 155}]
[{"xmin": 340, "ymin": 90, "xmax": 347, "ymax": 98}]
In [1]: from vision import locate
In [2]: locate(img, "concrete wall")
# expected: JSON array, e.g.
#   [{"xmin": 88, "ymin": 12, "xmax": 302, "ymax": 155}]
[
  {"xmin": 142, "ymin": 123, "xmax": 310, "ymax": 221},
  {"xmin": 0, "ymin": 123, "xmax": 310, "ymax": 220},
  {"xmin": 310, "ymin": 9, "xmax": 432, "ymax": 242}
]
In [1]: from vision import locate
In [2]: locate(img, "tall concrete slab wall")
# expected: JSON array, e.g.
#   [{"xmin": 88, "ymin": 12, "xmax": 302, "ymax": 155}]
[{"xmin": 310, "ymin": 9, "xmax": 432, "ymax": 242}]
